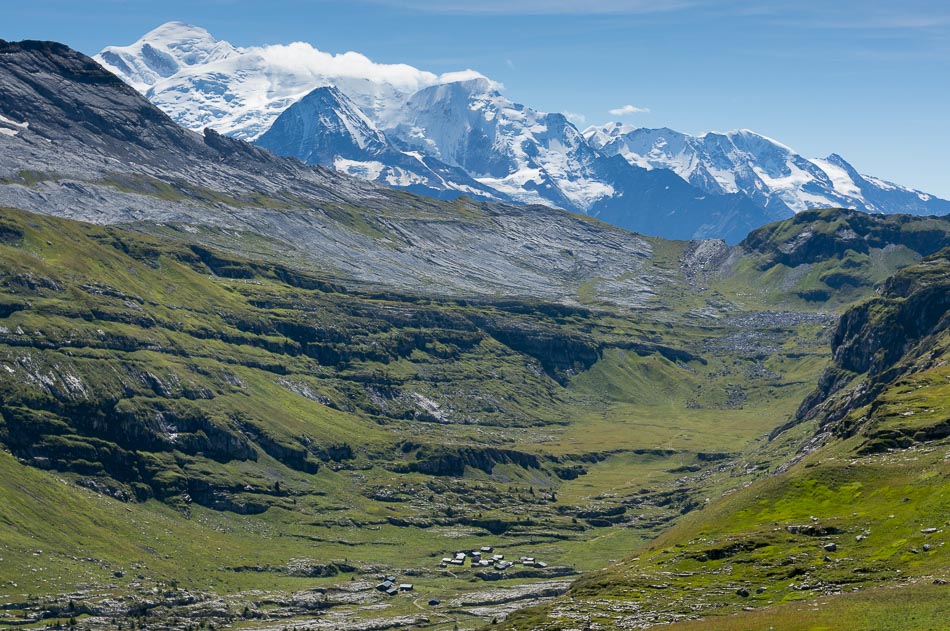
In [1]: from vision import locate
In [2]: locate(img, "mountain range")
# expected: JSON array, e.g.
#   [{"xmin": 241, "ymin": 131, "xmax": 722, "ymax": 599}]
[{"xmin": 95, "ymin": 22, "xmax": 950, "ymax": 242}]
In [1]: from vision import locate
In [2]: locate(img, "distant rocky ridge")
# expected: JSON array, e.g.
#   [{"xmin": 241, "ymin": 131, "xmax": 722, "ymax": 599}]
[{"xmin": 94, "ymin": 23, "xmax": 950, "ymax": 242}]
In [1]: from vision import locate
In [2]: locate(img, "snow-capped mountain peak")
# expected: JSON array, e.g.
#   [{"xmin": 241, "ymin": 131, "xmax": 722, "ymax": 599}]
[
  {"xmin": 254, "ymin": 84, "xmax": 505, "ymax": 201},
  {"xmin": 386, "ymin": 77, "xmax": 617, "ymax": 212},
  {"xmin": 96, "ymin": 22, "xmax": 239, "ymax": 92},
  {"xmin": 701, "ymin": 128, "xmax": 795, "ymax": 151},
  {"xmin": 259, "ymin": 85, "xmax": 388, "ymax": 158},
  {"xmin": 95, "ymin": 24, "xmax": 494, "ymax": 141},
  {"xmin": 582, "ymin": 121, "xmax": 637, "ymax": 149}
]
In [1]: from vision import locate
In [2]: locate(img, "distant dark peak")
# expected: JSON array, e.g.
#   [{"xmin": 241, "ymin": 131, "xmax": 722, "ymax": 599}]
[
  {"xmin": 298, "ymin": 85, "xmax": 350, "ymax": 106},
  {"xmin": 203, "ymin": 128, "xmax": 281, "ymax": 164},
  {"xmin": 0, "ymin": 39, "xmax": 206, "ymax": 157},
  {"xmin": 203, "ymin": 127, "xmax": 329, "ymax": 177},
  {"xmin": 308, "ymin": 84, "xmax": 343, "ymax": 96}
]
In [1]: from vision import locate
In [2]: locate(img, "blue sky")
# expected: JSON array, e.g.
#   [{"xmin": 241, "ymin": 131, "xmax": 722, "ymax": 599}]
[{"xmin": 5, "ymin": 0, "xmax": 950, "ymax": 198}]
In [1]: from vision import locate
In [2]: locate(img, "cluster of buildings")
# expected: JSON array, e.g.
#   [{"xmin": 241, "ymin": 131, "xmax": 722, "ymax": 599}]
[
  {"xmin": 375, "ymin": 545, "xmax": 552, "ymax": 598},
  {"xmin": 375, "ymin": 575, "xmax": 413, "ymax": 596},
  {"xmin": 438, "ymin": 546, "xmax": 548, "ymax": 571}
]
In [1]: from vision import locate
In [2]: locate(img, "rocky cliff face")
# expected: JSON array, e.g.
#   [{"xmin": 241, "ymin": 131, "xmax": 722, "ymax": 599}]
[{"xmin": 0, "ymin": 39, "xmax": 208, "ymax": 161}]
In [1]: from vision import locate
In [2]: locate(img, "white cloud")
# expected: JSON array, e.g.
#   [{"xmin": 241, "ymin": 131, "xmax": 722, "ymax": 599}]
[
  {"xmin": 564, "ymin": 111, "xmax": 587, "ymax": 125},
  {"xmin": 257, "ymin": 42, "xmax": 498, "ymax": 92},
  {"xmin": 608, "ymin": 104, "xmax": 651, "ymax": 116}
]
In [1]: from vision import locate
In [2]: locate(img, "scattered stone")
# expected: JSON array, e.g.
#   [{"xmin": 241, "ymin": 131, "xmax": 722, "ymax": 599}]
[
  {"xmin": 736, "ymin": 588, "xmax": 750, "ymax": 597},
  {"xmin": 755, "ymin": 587, "xmax": 767, "ymax": 594},
  {"xmin": 823, "ymin": 543, "xmax": 837, "ymax": 552},
  {"xmin": 921, "ymin": 528, "xmax": 938, "ymax": 534},
  {"xmin": 786, "ymin": 524, "xmax": 840, "ymax": 536},
  {"xmin": 923, "ymin": 544, "xmax": 932, "ymax": 552}
]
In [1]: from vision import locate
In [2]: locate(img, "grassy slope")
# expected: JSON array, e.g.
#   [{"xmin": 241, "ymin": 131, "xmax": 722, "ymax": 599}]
[{"xmin": 506, "ymin": 417, "xmax": 949, "ymax": 629}]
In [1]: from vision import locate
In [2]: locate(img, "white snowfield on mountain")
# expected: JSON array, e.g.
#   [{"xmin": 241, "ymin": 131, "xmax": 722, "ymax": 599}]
[
  {"xmin": 583, "ymin": 124, "xmax": 936, "ymax": 213},
  {"xmin": 96, "ymin": 21, "xmax": 493, "ymax": 141},
  {"xmin": 0, "ymin": 114, "xmax": 29, "ymax": 137}
]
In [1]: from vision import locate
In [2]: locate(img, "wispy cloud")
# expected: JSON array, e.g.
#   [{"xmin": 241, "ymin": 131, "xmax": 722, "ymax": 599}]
[
  {"xmin": 609, "ymin": 104, "xmax": 650, "ymax": 116},
  {"xmin": 763, "ymin": 3, "xmax": 950, "ymax": 31},
  {"xmin": 749, "ymin": 3, "xmax": 950, "ymax": 63},
  {"xmin": 361, "ymin": 0, "xmax": 699, "ymax": 15},
  {"xmin": 564, "ymin": 111, "xmax": 587, "ymax": 125}
]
